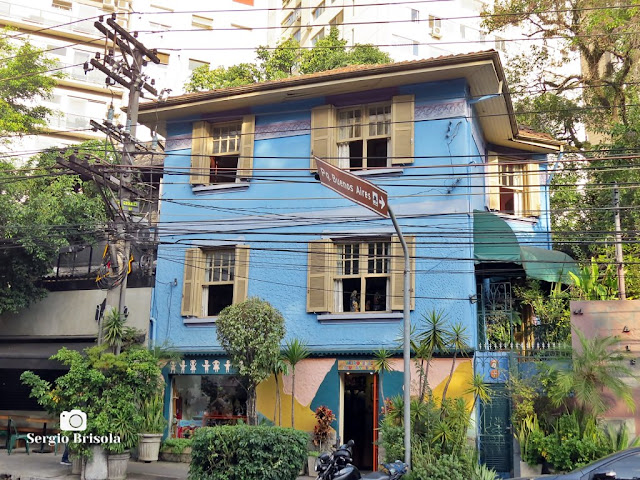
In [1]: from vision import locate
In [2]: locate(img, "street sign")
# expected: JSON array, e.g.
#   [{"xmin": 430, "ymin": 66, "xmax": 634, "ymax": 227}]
[{"xmin": 315, "ymin": 157, "xmax": 389, "ymax": 218}]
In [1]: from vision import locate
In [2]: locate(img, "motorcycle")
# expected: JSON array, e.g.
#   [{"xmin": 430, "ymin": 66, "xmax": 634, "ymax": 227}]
[{"xmin": 315, "ymin": 439, "xmax": 408, "ymax": 480}]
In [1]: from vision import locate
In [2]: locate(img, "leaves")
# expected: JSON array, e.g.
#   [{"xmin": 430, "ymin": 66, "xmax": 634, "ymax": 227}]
[{"xmin": 184, "ymin": 27, "xmax": 392, "ymax": 92}]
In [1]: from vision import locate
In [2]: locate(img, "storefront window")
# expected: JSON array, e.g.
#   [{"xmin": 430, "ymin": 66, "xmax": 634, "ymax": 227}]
[{"xmin": 171, "ymin": 374, "xmax": 248, "ymax": 438}]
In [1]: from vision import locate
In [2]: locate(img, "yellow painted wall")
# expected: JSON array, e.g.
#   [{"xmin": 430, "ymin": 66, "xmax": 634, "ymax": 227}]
[
  {"xmin": 430, "ymin": 359, "xmax": 474, "ymax": 408},
  {"xmin": 257, "ymin": 374, "xmax": 318, "ymax": 431}
]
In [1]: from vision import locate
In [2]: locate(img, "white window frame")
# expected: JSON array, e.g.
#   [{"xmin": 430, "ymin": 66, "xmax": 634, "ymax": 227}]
[{"xmin": 337, "ymin": 103, "xmax": 392, "ymax": 170}]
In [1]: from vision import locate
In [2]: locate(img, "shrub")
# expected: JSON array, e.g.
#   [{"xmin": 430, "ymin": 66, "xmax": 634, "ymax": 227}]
[
  {"xmin": 189, "ymin": 425, "xmax": 308, "ymax": 480},
  {"xmin": 161, "ymin": 438, "xmax": 192, "ymax": 454},
  {"xmin": 410, "ymin": 448, "xmax": 473, "ymax": 480}
]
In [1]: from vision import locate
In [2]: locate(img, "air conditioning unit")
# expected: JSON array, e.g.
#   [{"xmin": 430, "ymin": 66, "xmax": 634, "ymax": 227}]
[{"xmin": 431, "ymin": 26, "xmax": 442, "ymax": 38}]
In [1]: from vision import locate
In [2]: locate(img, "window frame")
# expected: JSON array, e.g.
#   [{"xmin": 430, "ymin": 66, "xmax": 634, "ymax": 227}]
[
  {"xmin": 487, "ymin": 153, "xmax": 541, "ymax": 218},
  {"xmin": 306, "ymin": 236, "xmax": 415, "ymax": 314},
  {"xmin": 190, "ymin": 116, "xmax": 255, "ymax": 188},
  {"xmin": 181, "ymin": 245, "xmax": 250, "ymax": 319}
]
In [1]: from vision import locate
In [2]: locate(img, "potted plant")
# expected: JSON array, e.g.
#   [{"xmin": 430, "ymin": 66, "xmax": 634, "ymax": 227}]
[
  {"xmin": 307, "ymin": 449, "xmax": 320, "ymax": 475},
  {"xmin": 312, "ymin": 405, "xmax": 336, "ymax": 453},
  {"xmin": 137, "ymin": 394, "xmax": 167, "ymax": 462},
  {"xmin": 21, "ymin": 346, "xmax": 164, "ymax": 480},
  {"xmin": 159, "ymin": 438, "xmax": 192, "ymax": 463}
]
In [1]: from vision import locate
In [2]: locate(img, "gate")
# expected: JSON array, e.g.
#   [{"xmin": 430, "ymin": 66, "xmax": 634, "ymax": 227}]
[{"xmin": 479, "ymin": 384, "xmax": 512, "ymax": 477}]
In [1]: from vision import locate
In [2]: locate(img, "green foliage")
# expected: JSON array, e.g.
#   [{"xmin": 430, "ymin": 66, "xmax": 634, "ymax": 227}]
[
  {"xmin": 282, "ymin": 337, "xmax": 310, "ymax": 429},
  {"xmin": 0, "ymin": 143, "xmax": 108, "ymax": 314},
  {"xmin": 188, "ymin": 425, "xmax": 308, "ymax": 480},
  {"xmin": 102, "ymin": 308, "xmax": 126, "ymax": 351},
  {"xmin": 568, "ymin": 258, "xmax": 619, "ymax": 300},
  {"xmin": 547, "ymin": 330, "xmax": 634, "ymax": 416},
  {"xmin": 139, "ymin": 394, "xmax": 167, "ymax": 434},
  {"xmin": 216, "ymin": 297, "xmax": 286, "ymax": 425},
  {"xmin": 409, "ymin": 445, "xmax": 473, "ymax": 480},
  {"xmin": 161, "ymin": 437, "xmax": 192, "ymax": 454},
  {"xmin": 20, "ymin": 345, "xmax": 164, "ymax": 455},
  {"xmin": 0, "ymin": 30, "xmax": 59, "ymax": 138},
  {"xmin": 373, "ymin": 348, "xmax": 394, "ymax": 410},
  {"xmin": 415, "ymin": 309, "xmax": 449, "ymax": 399},
  {"xmin": 184, "ymin": 27, "xmax": 392, "ymax": 92},
  {"xmin": 514, "ymin": 280, "xmax": 571, "ymax": 344}
]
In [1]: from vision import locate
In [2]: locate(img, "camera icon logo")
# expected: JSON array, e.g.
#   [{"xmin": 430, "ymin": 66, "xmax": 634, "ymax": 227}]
[{"xmin": 60, "ymin": 409, "xmax": 87, "ymax": 431}]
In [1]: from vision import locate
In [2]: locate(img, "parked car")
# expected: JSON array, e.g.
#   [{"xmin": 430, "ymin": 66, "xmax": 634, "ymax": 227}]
[{"xmin": 515, "ymin": 447, "xmax": 640, "ymax": 480}]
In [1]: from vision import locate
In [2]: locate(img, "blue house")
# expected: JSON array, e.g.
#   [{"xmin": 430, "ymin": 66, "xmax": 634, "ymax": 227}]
[{"xmin": 137, "ymin": 51, "xmax": 571, "ymax": 474}]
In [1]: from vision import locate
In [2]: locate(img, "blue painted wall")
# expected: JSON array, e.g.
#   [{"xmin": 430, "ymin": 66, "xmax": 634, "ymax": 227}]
[{"xmin": 152, "ymin": 77, "xmax": 550, "ymax": 355}]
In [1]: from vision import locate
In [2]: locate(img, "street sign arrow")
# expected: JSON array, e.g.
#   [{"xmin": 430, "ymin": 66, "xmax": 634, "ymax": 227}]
[{"xmin": 314, "ymin": 156, "xmax": 389, "ymax": 218}]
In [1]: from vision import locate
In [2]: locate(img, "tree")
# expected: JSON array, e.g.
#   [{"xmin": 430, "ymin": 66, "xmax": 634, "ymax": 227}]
[
  {"xmin": 482, "ymin": 3, "xmax": 640, "ymax": 297},
  {"xmin": 282, "ymin": 338, "xmax": 310, "ymax": 429},
  {"xmin": 441, "ymin": 323, "xmax": 470, "ymax": 404},
  {"xmin": 0, "ymin": 144, "xmax": 108, "ymax": 315},
  {"xmin": 548, "ymin": 329, "xmax": 635, "ymax": 416},
  {"xmin": 373, "ymin": 348, "xmax": 394, "ymax": 413},
  {"xmin": 216, "ymin": 297, "xmax": 286, "ymax": 425},
  {"xmin": 416, "ymin": 310, "xmax": 449, "ymax": 401},
  {"xmin": 184, "ymin": 27, "xmax": 392, "ymax": 92},
  {"xmin": 0, "ymin": 30, "xmax": 59, "ymax": 139},
  {"xmin": 271, "ymin": 354, "xmax": 288, "ymax": 426}
]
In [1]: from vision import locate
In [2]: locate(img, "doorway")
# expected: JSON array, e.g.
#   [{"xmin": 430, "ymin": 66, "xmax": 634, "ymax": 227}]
[{"xmin": 342, "ymin": 372, "xmax": 376, "ymax": 470}]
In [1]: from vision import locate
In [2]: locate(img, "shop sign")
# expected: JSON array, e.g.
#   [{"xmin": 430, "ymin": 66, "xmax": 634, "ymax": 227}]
[
  {"xmin": 338, "ymin": 359, "xmax": 376, "ymax": 371},
  {"xmin": 168, "ymin": 358, "xmax": 238, "ymax": 375}
]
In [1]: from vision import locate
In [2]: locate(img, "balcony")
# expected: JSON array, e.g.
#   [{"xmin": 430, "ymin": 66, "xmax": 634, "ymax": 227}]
[{"xmin": 0, "ymin": 1, "xmax": 101, "ymax": 37}]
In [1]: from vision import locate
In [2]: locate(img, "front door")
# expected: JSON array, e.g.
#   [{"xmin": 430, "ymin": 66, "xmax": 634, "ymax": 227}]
[
  {"xmin": 342, "ymin": 373, "xmax": 375, "ymax": 470},
  {"xmin": 479, "ymin": 384, "xmax": 513, "ymax": 477}
]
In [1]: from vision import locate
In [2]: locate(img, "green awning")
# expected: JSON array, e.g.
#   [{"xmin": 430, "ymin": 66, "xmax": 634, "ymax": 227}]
[{"xmin": 473, "ymin": 210, "xmax": 577, "ymax": 284}]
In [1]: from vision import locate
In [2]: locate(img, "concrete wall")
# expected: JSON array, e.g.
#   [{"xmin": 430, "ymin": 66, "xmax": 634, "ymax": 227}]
[
  {"xmin": 0, "ymin": 288, "xmax": 152, "ymax": 337},
  {"xmin": 571, "ymin": 300, "xmax": 640, "ymax": 435}
]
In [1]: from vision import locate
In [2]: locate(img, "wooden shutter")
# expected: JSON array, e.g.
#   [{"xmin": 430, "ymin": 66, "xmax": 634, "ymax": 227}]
[
  {"xmin": 526, "ymin": 162, "xmax": 541, "ymax": 217},
  {"xmin": 310, "ymin": 105, "xmax": 336, "ymax": 171},
  {"xmin": 238, "ymin": 115, "xmax": 255, "ymax": 180},
  {"xmin": 181, "ymin": 248, "xmax": 204, "ymax": 317},
  {"xmin": 191, "ymin": 121, "xmax": 211, "ymax": 185},
  {"xmin": 390, "ymin": 236, "xmax": 415, "ymax": 311},
  {"xmin": 391, "ymin": 95, "xmax": 414, "ymax": 165},
  {"xmin": 487, "ymin": 154, "xmax": 500, "ymax": 211},
  {"xmin": 307, "ymin": 240, "xmax": 331, "ymax": 312},
  {"xmin": 233, "ymin": 245, "xmax": 250, "ymax": 304}
]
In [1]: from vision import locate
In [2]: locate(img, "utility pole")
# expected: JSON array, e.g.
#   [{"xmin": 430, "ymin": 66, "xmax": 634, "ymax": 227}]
[
  {"xmin": 87, "ymin": 14, "xmax": 161, "ymax": 342},
  {"xmin": 613, "ymin": 183, "xmax": 627, "ymax": 300}
]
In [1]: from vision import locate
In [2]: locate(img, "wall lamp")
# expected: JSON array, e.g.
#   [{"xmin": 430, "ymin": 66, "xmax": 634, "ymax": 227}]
[
  {"xmin": 623, "ymin": 325, "xmax": 630, "ymax": 333},
  {"xmin": 469, "ymin": 294, "xmax": 478, "ymax": 304},
  {"xmin": 573, "ymin": 308, "xmax": 583, "ymax": 315}
]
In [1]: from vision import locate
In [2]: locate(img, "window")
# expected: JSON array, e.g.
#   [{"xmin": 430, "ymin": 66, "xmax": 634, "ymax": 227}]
[
  {"xmin": 310, "ymin": 95, "xmax": 414, "ymax": 171},
  {"xmin": 311, "ymin": 29, "xmax": 325, "ymax": 46},
  {"xmin": 411, "ymin": 9, "xmax": 419, "ymax": 22},
  {"xmin": 494, "ymin": 36, "xmax": 506, "ymax": 52},
  {"xmin": 192, "ymin": 15, "xmax": 213, "ymax": 30},
  {"xmin": 306, "ymin": 237, "xmax": 415, "ymax": 314},
  {"xmin": 329, "ymin": 10, "xmax": 343, "ymax": 27},
  {"xmin": 188, "ymin": 59, "xmax": 209, "ymax": 71},
  {"xmin": 601, "ymin": 452, "xmax": 640, "ymax": 480},
  {"xmin": 313, "ymin": 1, "xmax": 325, "ymax": 19},
  {"xmin": 181, "ymin": 246, "xmax": 249, "ymax": 318},
  {"xmin": 52, "ymin": 0, "xmax": 72, "ymax": 10},
  {"xmin": 293, "ymin": 28, "xmax": 301, "ymax": 42},
  {"xmin": 190, "ymin": 117, "xmax": 255, "ymax": 186},
  {"xmin": 337, "ymin": 104, "xmax": 391, "ymax": 170},
  {"xmin": 487, "ymin": 154, "xmax": 541, "ymax": 217}
]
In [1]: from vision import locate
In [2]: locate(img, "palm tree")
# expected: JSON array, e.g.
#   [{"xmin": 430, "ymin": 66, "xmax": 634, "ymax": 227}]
[
  {"xmin": 441, "ymin": 322, "xmax": 470, "ymax": 404},
  {"xmin": 464, "ymin": 373, "xmax": 492, "ymax": 412},
  {"xmin": 417, "ymin": 310, "xmax": 449, "ymax": 401},
  {"xmin": 272, "ymin": 355, "xmax": 288, "ymax": 426},
  {"xmin": 283, "ymin": 338, "xmax": 310, "ymax": 429},
  {"xmin": 549, "ymin": 329, "xmax": 635, "ymax": 416},
  {"xmin": 102, "ymin": 308, "xmax": 126, "ymax": 355},
  {"xmin": 373, "ymin": 349, "xmax": 394, "ymax": 414}
]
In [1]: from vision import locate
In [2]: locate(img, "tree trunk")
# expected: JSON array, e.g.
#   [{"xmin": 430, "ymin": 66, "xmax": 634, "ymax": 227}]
[
  {"xmin": 274, "ymin": 374, "xmax": 279, "ymax": 426},
  {"xmin": 247, "ymin": 385, "xmax": 257, "ymax": 426},
  {"xmin": 290, "ymin": 369, "xmax": 296, "ymax": 428},
  {"xmin": 441, "ymin": 352, "xmax": 457, "ymax": 404},
  {"xmin": 379, "ymin": 373, "xmax": 385, "ymax": 414}
]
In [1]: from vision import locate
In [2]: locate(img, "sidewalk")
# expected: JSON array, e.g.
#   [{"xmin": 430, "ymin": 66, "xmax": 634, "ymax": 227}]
[{"xmin": 0, "ymin": 450, "xmax": 316, "ymax": 480}]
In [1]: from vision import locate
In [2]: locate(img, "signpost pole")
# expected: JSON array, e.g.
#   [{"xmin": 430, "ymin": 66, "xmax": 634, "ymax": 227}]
[
  {"xmin": 388, "ymin": 206, "xmax": 411, "ymax": 468},
  {"xmin": 312, "ymin": 157, "xmax": 411, "ymax": 467}
]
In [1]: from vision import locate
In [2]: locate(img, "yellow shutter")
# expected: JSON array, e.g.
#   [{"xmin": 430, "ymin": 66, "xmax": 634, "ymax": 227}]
[
  {"xmin": 310, "ymin": 105, "xmax": 336, "ymax": 171},
  {"xmin": 487, "ymin": 154, "xmax": 500, "ymax": 211},
  {"xmin": 191, "ymin": 121, "xmax": 211, "ymax": 185},
  {"xmin": 526, "ymin": 162, "xmax": 541, "ymax": 217},
  {"xmin": 390, "ymin": 236, "xmax": 415, "ymax": 311},
  {"xmin": 391, "ymin": 95, "xmax": 414, "ymax": 165},
  {"xmin": 238, "ymin": 115, "xmax": 255, "ymax": 180},
  {"xmin": 233, "ymin": 245, "xmax": 250, "ymax": 304},
  {"xmin": 181, "ymin": 248, "xmax": 204, "ymax": 317},
  {"xmin": 307, "ymin": 240, "xmax": 331, "ymax": 312}
]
